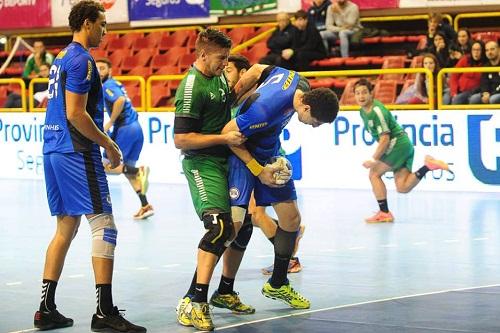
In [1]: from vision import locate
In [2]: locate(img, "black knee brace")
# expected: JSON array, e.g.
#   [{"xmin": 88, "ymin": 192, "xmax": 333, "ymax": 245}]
[
  {"xmin": 274, "ymin": 226, "xmax": 297, "ymax": 260},
  {"xmin": 231, "ymin": 214, "xmax": 253, "ymax": 252},
  {"xmin": 199, "ymin": 211, "xmax": 234, "ymax": 257}
]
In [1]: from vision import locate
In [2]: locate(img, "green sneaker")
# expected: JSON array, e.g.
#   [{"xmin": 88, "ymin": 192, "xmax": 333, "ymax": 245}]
[
  {"xmin": 175, "ymin": 296, "xmax": 192, "ymax": 327},
  {"xmin": 187, "ymin": 301, "xmax": 214, "ymax": 331},
  {"xmin": 261, "ymin": 281, "xmax": 310, "ymax": 309},
  {"xmin": 210, "ymin": 290, "xmax": 255, "ymax": 314}
]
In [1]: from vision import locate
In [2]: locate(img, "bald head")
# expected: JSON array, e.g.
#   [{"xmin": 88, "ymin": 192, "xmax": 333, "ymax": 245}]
[
  {"xmin": 485, "ymin": 41, "xmax": 499, "ymax": 62},
  {"xmin": 276, "ymin": 12, "xmax": 290, "ymax": 31}
]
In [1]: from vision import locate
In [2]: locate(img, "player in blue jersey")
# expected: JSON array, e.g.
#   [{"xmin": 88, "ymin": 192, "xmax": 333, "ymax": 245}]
[
  {"xmin": 222, "ymin": 64, "xmax": 339, "ymax": 309},
  {"xmin": 96, "ymin": 58, "xmax": 154, "ymax": 220},
  {"xmin": 35, "ymin": 2, "xmax": 146, "ymax": 332}
]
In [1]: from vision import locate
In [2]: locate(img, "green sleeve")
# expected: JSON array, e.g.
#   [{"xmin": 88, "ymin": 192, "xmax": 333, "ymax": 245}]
[
  {"xmin": 22, "ymin": 57, "xmax": 35, "ymax": 78},
  {"xmin": 372, "ymin": 104, "xmax": 391, "ymax": 135},
  {"xmin": 175, "ymin": 73, "xmax": 205, "ymax": 119}
]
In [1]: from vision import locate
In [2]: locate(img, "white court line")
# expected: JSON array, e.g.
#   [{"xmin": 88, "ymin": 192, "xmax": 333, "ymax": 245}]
[
  {"xmin": 255, "ymin": 255, "xmax": 274, "ymax": 258},
  {"xmin": 6, "ymin": 281, "xmax": 22, "ymax": 286},
  {"xmin": 198, "ymin": 283, "xmax": 500, "ymax": 333},
  {"xmin": 473, "ymin": 237, "xmax": 488, "ymax": 241},
  {"xmin": 135, "ymin": 267, "xmax": 150, "ymax": 271},
  {"xmin": 348, "ymin": 246, "xmax": 365, "ymax": 250},
  {"xmin": 162, "ymin": 264, "xmax": 180, "ymax": 268},
  {"xmin": 68, "ymin": 274, "xmax": 84, "ymax": 278},
  {"xmin": 8, "ymin": 329, "xmax": 37, "ymax": 333},
  {"xmin": 412, "ymin": 241, "xmax": 427, "ymax": 246},
  {"xmin": 380, "ymin": 244, "xmax": 397, "ymax": 248},
  {"xmin": 444, "ymin": 239, "xmax": 460, "ymax": 243}
]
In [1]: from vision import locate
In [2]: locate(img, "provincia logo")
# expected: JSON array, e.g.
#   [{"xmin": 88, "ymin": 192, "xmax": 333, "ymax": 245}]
[
  {"xmin": 0, "ymin": 0, "xmax": 36, "ymax": 10},
  {"xmin": 468, "ymin": 114, "xmax": 500, "ymax": 185}
]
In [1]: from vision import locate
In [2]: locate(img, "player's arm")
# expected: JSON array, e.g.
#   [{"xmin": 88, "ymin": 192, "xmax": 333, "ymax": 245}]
[
  {"xmin": 362, "ymin": 132, "xmax": 390, "ymax": 169},
  {"xmin": 234, "ymin": 64, "xmax": 270, "ymax": 100},
  {"xmin": 105, "ymin": 96, "xmax": 125, "ymax": 132}
]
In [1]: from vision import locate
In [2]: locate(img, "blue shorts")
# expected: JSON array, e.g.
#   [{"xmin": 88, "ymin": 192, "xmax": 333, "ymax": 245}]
[
  {"xmin": 228, "ymin": 155, "xmax": 297, "ymax": 207},
  {"xmin": 106, "ymin": 121, "xmax": 144, "ymax": 166},
  {"xmin": 44, "ymin": 150, "xmax": 112, "ymax": 216}
]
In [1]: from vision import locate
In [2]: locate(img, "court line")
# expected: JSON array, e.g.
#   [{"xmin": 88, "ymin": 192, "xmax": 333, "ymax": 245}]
[{"xmin": 198, "ymin": 283, "xmax": 500, "ymax": 333}]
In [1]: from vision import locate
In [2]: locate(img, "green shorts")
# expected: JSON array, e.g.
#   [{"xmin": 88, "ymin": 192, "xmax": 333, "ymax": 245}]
[
  {"xmin": 380, "ymin": 133, "xmax": 414, "ymax": 172},
  {"xmin": 182, "ymin": 155, "xmax": 230, "ymax": 219}
]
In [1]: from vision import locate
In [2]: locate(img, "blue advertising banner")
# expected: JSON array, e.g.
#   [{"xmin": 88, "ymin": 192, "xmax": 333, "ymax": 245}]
[{"xmin": 128, "ymin": 0, "xmax": 209, "ymax": 20}]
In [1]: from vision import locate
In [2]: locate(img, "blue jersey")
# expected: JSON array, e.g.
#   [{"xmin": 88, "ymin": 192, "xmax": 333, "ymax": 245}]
[
  {"xmin": 102, "ymin": 77, "xmax": 138, "ymax": 126},
  {"xmin": 43, "ymin": 42, "xmax": 104, "ymax": 154},
  {"xmin": 235, "ymin": 66, "xmax": 299, "ymax": 163}
]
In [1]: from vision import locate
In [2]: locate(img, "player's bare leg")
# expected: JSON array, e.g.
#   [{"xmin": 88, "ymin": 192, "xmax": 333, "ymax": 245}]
[{"xmin": 365, "ymin": 161, "xmax": 394, "ymax": 223}]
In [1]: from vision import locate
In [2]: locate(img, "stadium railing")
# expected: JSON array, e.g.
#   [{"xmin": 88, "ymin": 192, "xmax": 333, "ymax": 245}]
[
  {"xmin": 0, "ymin": 78, "xmax": 26, "ymax": 112},
  {"xmin": 454, "ymin": 12, "xmax": 500, "ymax": 31}
]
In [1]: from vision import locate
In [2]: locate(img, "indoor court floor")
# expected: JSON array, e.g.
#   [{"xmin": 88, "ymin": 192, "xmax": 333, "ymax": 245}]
[{"xmin": 1, "ymin": 179, "xmax": 500, "ymax": 332}]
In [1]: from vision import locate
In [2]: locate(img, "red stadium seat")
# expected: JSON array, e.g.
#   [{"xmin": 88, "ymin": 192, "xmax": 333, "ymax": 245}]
[
  {"xmin": 227, "ymin": 27, "xmax": 254, "ymax": 45},
  {"xmin": 90, "ymin": 49, "xmax": 107, "ymax": 60},
  {"xmin": 108, "ymin": 49, "xmax": 132, "ymax": 69},
  {"xmin": 178, "ymin": 53, "xmax": 197, "ymax": 72},
  {"xmin": 339, "ymin": 79, "xmax": 360, "ymax": 106},
  {"xmin": 151, "ymin": 84, "xmax": 172, "ymax": 107},
  {"xmin": 151, "ymin": 47, "xmax": 187, "ymax": 70},
  {"xmin": 127, "ymin": 66, "xmax": 152, "ymax": 78},
  {"xmin": 374, "ymin": 80, "xmax": 397, "ymax": 104},
  {"xmin": 132, "ymin": 36, "xmax": 158, "ymax": 52},
  {"xmin": 309, "ymin": 78, "xmax": 336, "ymax": 89},
  {"xmin": 379, "ymin": 56, "xmax": 407, "ymax": 82}
]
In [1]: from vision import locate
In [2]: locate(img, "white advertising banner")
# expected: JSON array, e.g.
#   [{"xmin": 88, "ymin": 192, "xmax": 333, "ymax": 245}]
[
  {"xmin": 51, "ymin": 0, "xmax": 129, "ymax": 27},
  {"xmin": 0, "ymin": 110, "xmax": 499, "ymax": 192},
  {"xmin": 399, "ymin": 0, "xmax": 500, "ymax": 7}
]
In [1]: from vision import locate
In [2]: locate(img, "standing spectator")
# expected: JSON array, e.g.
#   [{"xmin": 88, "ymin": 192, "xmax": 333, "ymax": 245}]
[
  {"xmin": 259, "ymin": 12, "xmax": 297, "ymax": 66},
  {"xmin": 281, "ymin": 10, "xmax": 327, "ymax": 71},
  {"xmin": 322, "ymin": 0, "xmax": 362, "ymax": 57},
  {"xmin": 447, "ymin": 40, "xmax": 485, "ymax": 105},
  {"xmin": 424, "ymin": 13, "xmax": 456, "ymax": 52},
  {"xmin": 307, "ymin": 0, "xmax": 331, "ymax": 32},
  {"xmin": 470, "ymin": 41, "xmax": 500, "ymax": 104},
  {"xmin": 22, "ymin": 40, "xmax": 54, "ymax": 79}
]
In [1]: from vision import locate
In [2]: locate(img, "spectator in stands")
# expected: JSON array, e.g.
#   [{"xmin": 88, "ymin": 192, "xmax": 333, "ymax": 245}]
[
  {"xmin": 424, "ymin": 13, "xmax": 456, "ymax": 52},
  {"xmin": 22, "ymin": 40, "xmax": 54, "ymax": 79},
  {"xmin": 470, "ymin": 40, "xmax": 500, "ymax": 104},
  {"xmin": 307, "ymin": 0, "xmax": 331, "ymax": 33},
  {"xmin": 322, "ymin": 0, "xmax": 362, "ymax": 57},
  {"xmin": 430, "ymin": 32, "xmax": 452, "ymax": 68},
  {"xmin": 445, "ymin": 40, "xmax": 485, "ymax": 105},
  {"xmin": 281, "ymin": 10, "xmax": 327, "ymax": 71},
  {"xmin": 4, "ymin": 62, "xmax": 50, "ymax": 109},
  {"xmin": 259, "ymin": 12, "xmax": 296, "ymax": 66},
  {"xmin": 396, "ymin": 53, "xmax": 441, "ymax": 106}
]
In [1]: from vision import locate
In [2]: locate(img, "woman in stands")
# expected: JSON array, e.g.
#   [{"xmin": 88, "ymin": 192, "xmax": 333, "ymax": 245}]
[{"xmin": 450, "ymin": 28, "xmax": 473, "ymax": 64}]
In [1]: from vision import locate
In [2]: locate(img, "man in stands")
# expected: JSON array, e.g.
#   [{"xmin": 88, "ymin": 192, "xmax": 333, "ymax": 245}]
[{"xmin": 23, "ymin": 40, "xmax": 54, "ymax": 79}]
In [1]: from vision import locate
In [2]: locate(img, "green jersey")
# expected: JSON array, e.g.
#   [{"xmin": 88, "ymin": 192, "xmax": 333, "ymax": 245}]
[
  {"xmin": 175, "ymin": 66, "xmax": 232, "ymax": 157},
  {"xmin": 359, "ymin": 99, "xmax": 403, "ymax": 142}
]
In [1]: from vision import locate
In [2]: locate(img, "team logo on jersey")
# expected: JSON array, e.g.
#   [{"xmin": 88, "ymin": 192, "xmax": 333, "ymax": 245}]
[
  {"xmin": 282, "ymin": 71, "xmax": 295, "ymax": 90},
  {"xmin": 86, "ymin": 60, "xmax": 92, "ymax": 81},
  {"xmin": 106, "ymin": 88, "xmax": 114, "ymax": 97},
  {"xmin": 219, "ymin": 88, "xmax": 226, "ymax": 102},
  {"xmin": 250, "ymin": 122, "xmax": 268, "ymax": 130},
  {"xmin": 56, "ymin": 51, "xmax": 67, "ymax": 59},
  {"xmin": 368, "ymin": 120, "xmax": 374, "ymax": 127},
  {"xmin": 229, "ymin": 187, "xmax": 240, "ymax": 200},
  {"xmin": 210, "ymin": 92, "xmax": 215, "ymax": 100}
]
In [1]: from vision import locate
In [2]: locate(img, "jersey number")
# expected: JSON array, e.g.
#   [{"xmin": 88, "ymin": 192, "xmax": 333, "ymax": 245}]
[
  {"xmin": 47, "ymin": 65, "xmax": 61, "ymax": 99},
  {"xmin": 258, "ymin": 73, "xmax": 284, "ymax": 90}
]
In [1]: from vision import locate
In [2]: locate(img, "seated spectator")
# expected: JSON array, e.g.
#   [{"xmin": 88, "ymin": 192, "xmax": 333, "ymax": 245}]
[
  {"xmin": 22, "ymin": 41, "xmax": 54, "ymax": 79},
  {"xmin": 307, "ymin": 0, "xmax": 331, "ymax": 33},
  {"xmin": 322, "ymin": 0, "xmax": 362, "ymax": 57},
  {"xmin": 450, "ymin": 28, "xmax": 472, "ymax": 58},
  {"xmin": 446, "ymin": 40, "xmax": 485, "ymax": 105},
  {"xmin": 430, "ymin": 32, "xmax": 452, "ymax": 68},
  {"xmin": 470, "ymin": 41, "xmax": 500, "ymax": 104},
  {"xmin": 281, "ymin": 10, "xmax": 327, "ymax": 71},
  {"xmin": 4, "ymin": 63, "xmax": 50, "ymax": 109},
  {"xmin": 259, "ymin": 12, "xmax": 297, "ymax": 66},
  {"xmin": 396, "ymin": 53, "xmax": 441, "ymax": 106},
  {"xmin": 424, "ymin": 13, "xmax": 457, "ymax": 52}
]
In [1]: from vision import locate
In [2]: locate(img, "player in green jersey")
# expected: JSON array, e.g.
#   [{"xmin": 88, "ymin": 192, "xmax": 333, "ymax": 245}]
[{"xmin": 354, "ymin": 78, "xmax": 452, "ymax": 223}]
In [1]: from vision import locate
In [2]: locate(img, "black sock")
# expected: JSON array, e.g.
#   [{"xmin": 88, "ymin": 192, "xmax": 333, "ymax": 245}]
[
  {"xmin": 96, "ymin": 284, "xmax": 113, "ymax": 316},
  {"xmin": 39, "ymin": 279, "xmax": 57, "ymax": 312},
  {"xmin": 184, "ymin": 270, "xmax": 197, "ymax": 299},
  {"xmin": 377, "ymin": 199, "xmax": 389, "ymax": 213},
  {"xmin": 218, "ymin": 275, "xmax": 235, "ymax": 295},
  {"xmin": 270, "ymin": 227, "xmax": 297, "ymax": 288},
  {"xmin": 268, "ymin": 236, "xmax": 275, "ymax": 245},
  {"xmin": 415, "ymin": 165, "xmax": 430, "ymax": 180},
  {"xmin": 136, "ymin": 190, "xmax": 149, "ymax": 206},
  {"xmin": 192, "ymin": 283, "xmax": 209, "ymax": 303},
  {"xmin": 123, "ymin": 165, "xmax": 139, "ymax": 176}
]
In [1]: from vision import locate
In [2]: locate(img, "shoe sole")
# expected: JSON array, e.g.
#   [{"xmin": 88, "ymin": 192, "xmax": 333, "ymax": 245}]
[
  {"xmin": 133, "ymin": 210, "xmax": 154, "ymax": 220},
  {"xmin": 140, "ymin": 166, "xmax": 150, "ymax": 195},
  {"xmin": 365, "ymin": 219, "xmax": 394, "ymax": 223},
  {"xmin": 35, "ymin": 322, "xmax": 73, "ymax": 331},
  {"xmin": 210, "ymin": 300, "xmax": 255, "ymax": 315},
  {"xmin": 261, "ymin": 290, "xmax": 310, "ymax": 309}
]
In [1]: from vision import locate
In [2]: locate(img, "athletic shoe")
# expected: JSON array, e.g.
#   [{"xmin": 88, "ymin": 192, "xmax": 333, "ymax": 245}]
[
  {"xmin": 365, "ymin": 210, "xmax": 394, "ymax": 223},
  {"xmin": 175, "ymin": 297, "xmax": 192, "ymax": 327},
  {"xmin": 137, "ymin": 166, "xmax": 150, "ymax": 195},
  {"xmin": 90, "ymin": 306, "xmax": 146, "ymax": 332},
  {"xmin": 133, "ymin": 204, "xmax": 154, "ymax": 220},
  {"xmin": 187, "ymin": 301, "xmax": 214, "ymax": 331},
  {"xmin": 34, "ymin": 309, "xmax": 73, "ymax": 330},
  {"xmin": 261, "ymin": 281, "xmax": 310, "ymax": 309},
  {"xmin": 261, "ymin": 257, "xmax": 302, "ymax": 275},
  {"xmin": 210, "ymin": 290, "xmax": 255, "ymax": 314},
  {"xmin": 424, "ymin": 155, "xmax": 451, "ymax": 172}
]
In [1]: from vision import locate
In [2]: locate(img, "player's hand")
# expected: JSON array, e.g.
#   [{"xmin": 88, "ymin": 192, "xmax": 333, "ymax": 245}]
[
  {"xmin": 224, "ymin": 131, "xmax": 247, "ymax": 146},
  {"xmin": 103, "ymin": 121, "xmax": 112, "ymax": 133},
  {"xmin": 281, "ymin": 49, "xmax": 294, "ymax": 60},
  {"xmin": 104, "ymin": 139, "xmax": 122, "ymax": 169},
  {"xmin": 362, "ymin": 158, "xmax": 377, "ymax": 169},
  {"xmin": 258, "ymin": 164, "xmax": 284, "ymax": 188}
]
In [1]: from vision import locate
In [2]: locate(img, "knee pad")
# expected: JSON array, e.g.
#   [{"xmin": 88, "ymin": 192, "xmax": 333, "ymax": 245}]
[
  {"xmin": 274, "ymin": 227, "xmax": 297, "ymax": 260},
  {"xmin": 199, "ymin": 211, "xmax": 233, "ymax": 257},
  {"xmin": 88, "ymin": 213, "xmax": 117, "ymax": 259},
  {"xmin": 231, "ymin": 214, "xmax": 253, "ymax": 252}
]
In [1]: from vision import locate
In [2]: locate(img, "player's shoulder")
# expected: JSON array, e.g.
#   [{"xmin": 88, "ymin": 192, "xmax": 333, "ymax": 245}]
[
  {"xmin": 58, "ymin": 44, "xmax": 92, "ymax": 68},
  {"xmin": 103, "ymin": 77, "xmax": 119, "ymax": 89}
]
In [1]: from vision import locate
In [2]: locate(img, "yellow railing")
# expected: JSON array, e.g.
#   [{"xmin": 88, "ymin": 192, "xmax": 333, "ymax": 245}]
[
  {"xmin": 454, "ymin": 12, "xmax": 500, "ymax": 31},
  {"xmin": 28, "ymin": 77, "xmax": 48, "ymax": 112},
  {"xmin": 0, "ymin": 78, "xmax": 26, "ymax": 112},
  {"xmin": 115, "ymin": 75, "xmax": 147, "ymax": 111},
  {"xmin": 231, "ymin": 27, "xmax": 276, "ymax": 54},
  {"xmin": 146, "ymin": 74, "xmax": 185, "ymax": 112},
  {"xmin": 301, "ymin": 68, "xmax": 434, "ymax": 111},
  {"xmin": 437, "ymin": 66, "xmax": 500, "ymax": 109}
]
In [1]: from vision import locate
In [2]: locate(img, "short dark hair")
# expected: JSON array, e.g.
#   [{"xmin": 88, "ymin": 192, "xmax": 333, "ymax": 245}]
[
  {"xmin": 95, "ymin": 58, "xmax": 112, "ymax": 68},
  {"xmin": 303, "ymin": 87, "xmax": 339, "ymax": 123},
  {"xmin": 68, "ymin": 0, "xmax": 105, "ymax": 32},
  {"xmin": 294, "ymin": 10, "xmax": 308, "ymax": 20},
  {"xmin": 353, "ymin": 78, "xmax": 373, "ymax": 92},
  {"xmin": 195, "ymin": 29, "xmax": 232, "ymax": 55},
  {"xmin": 228, "ymin": 54, "xmax": 251, "ymax": 71}
]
